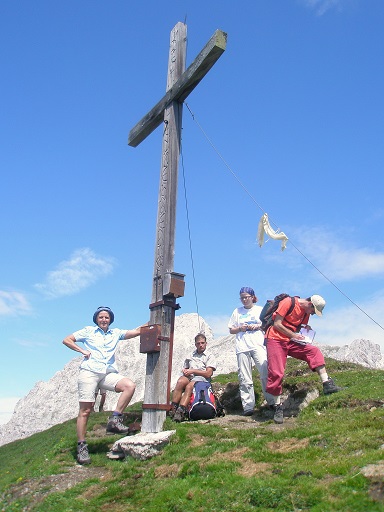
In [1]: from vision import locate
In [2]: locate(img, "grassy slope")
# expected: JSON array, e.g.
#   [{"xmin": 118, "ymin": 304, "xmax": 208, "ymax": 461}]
[{"xmin": 1, "ymin": 358, "xmax": 384, "ymax": 512}]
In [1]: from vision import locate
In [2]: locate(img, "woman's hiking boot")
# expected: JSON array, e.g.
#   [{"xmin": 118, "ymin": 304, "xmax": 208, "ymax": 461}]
[
  {"xmin": 77, "ymin": 442, "xmax": 91, "ymax": 465},
  {"xmin": 106, "ymin": 414, "xmax": 130, "ymax": 434}
]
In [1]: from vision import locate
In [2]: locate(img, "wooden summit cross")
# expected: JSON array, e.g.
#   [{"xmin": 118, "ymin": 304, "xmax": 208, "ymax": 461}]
[{"xmin": 128, "ymin": 22, "xmax": 226, "ymax": 433}]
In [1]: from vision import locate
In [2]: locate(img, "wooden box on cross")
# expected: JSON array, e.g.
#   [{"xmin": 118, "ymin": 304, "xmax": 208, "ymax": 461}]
[{"xmin": 163, "ymin": 271, "xmax": 185, "ymax": 298}]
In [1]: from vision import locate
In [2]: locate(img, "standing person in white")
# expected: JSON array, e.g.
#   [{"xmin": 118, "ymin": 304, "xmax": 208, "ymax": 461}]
[{"xmin": 228, "ymin": 287, "xmax": 275, "ymax": 415}]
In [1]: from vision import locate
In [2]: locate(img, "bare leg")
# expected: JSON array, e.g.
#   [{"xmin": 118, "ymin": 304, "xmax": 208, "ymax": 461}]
[
  {"xmin": 114, "ymin": 378, "xmax": 136, "ymax": 413},
  {"xmin": 77, "ymin": 402, "xmax": 93, "ymax": 441},
  {"xmin": 179, "ymin": 381, "xmax": 196, "ymax": 408},
  {"xmin": 171, "ymin": 376, "xmax": 190, "ymax": 404}
]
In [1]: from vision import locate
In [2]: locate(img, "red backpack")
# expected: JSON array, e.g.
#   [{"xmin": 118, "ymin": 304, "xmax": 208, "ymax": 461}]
[{"xmin": 188, "ymin": 381, "xmax": 224, "ymax": 421}]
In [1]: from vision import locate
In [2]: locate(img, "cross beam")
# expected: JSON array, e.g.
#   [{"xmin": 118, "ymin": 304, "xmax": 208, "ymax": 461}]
[
  {"xmin": 128, "ymin": 28, "xmax": 227, "ymax": 147},
  {"xmin": 128, "ymin": 22, "xmax": 226, "ymax": 433}
]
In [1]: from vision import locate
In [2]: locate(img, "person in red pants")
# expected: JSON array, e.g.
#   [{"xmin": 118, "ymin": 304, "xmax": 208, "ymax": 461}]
[{"xmin": 265, "ymin": 295, "xmax": 342, "ymax": 424}]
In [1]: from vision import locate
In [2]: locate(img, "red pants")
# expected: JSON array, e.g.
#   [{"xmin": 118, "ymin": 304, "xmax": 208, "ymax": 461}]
[{"xmin": 266, "ymin": 337, "xmax": 325, "ymax": 396}]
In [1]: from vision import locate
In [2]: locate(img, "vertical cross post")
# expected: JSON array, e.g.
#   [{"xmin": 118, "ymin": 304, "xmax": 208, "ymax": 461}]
[
  {"xmin": 141, "ymin": 22, "xmax": 186, "ymax": 433},
  {"xmin": 128, "ymin": 23, "xmax": 227, "ymax": 432}
]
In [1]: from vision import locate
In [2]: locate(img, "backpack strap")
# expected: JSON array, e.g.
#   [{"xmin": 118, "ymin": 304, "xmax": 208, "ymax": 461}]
[
  {"xmin": 283, "ymin": 297, "xmax": 305, "ymax": 332},
  {"xmin": 287, "ymin": 296, "xmax": 295, "ymax": 315}
]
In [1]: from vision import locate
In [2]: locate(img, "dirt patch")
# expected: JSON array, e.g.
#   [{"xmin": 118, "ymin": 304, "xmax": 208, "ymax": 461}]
[
  {"xmin": 208, "ymin": 447, "xmax": 272, "ymax": 478},
  {"xmin": 206, "ymin": 446, "xmax": 272, "ymax": 477},
  {"xmin": 189, "ymin": 433, "xmax": 209, "ymax": 447},
  {"xmin": 266, "ymin": 437, "xmax": 310, "ymax": 453},
  {"xmin": 2, "ymin": 465, "xmax": 112, "ymax": 510},
  {"xmin": 193, "ymin": 411, "xmax": 269, "ymax": 428},
  {"xmin": 208, "ymin": 446, "xmax": 249, "ymax": 462},
  {"xmin": 361, "ymin": 461, "xmax": 384, "ymax": 502},
  {"xmin": 154, "ymin": 463, "xmax": 180, "ymax": 479},
  {"xmin": 237, "ymin": 461, "xmax": 272, "ymax": 477},
  {"xmin": 369, "ymin": 481, "xmax": 384, "ymax": 502},
  {"xmin": 361, "ymin": 461, "xmax": 384, "ymax": 479},
  {"xmin": 194, "ymin": 411, "xmax": 297, "ymax": 433},
  {"xmin": 154, "ymin": 446, "xmax": 272, "ymax": 480}
]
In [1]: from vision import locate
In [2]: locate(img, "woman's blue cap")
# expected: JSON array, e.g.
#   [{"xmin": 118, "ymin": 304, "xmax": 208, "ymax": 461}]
[
  {"xmin": 239, "ymin": 287, "xmax": 255, "ymax": 296},
  {"xmin": 93, "ymin": 306, "xmax": 114, "ymax": 325}
]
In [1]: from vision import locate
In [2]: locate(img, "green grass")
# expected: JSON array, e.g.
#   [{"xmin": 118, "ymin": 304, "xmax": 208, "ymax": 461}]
[{"xmin": 1, "ymin": 359, "xmax": 384, "ymax": 511}]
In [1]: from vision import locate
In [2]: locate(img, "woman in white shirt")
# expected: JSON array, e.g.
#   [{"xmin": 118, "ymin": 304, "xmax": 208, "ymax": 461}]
[{"xmin": 228, "ymin": 287, "xmax": 274, "ymax": 415}]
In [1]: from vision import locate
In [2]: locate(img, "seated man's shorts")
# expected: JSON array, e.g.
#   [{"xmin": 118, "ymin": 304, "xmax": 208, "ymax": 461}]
[
  {"xmin": 190, "ymin": 376, "xmax": 209, "ymax": 383},
  {"xmin": 78, "ymin": 369, "xmax": 126, "ymax": 403}
]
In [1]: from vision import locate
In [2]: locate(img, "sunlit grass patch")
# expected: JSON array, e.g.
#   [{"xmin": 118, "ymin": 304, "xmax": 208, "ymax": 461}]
[{"xmin": 2, "ymin": 359, "xmax": 384, "ymax": 511}]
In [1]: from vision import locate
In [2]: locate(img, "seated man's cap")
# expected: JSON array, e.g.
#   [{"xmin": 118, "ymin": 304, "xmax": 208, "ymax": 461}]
[{"xmin": 93, "ymin": 306, "xmax": 115, "ymax": 325}]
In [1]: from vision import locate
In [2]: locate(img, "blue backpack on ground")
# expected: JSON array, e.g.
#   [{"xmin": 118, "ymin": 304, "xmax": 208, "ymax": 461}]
[{"xmin": 188, "ymin": 381, "xmax": 223, "ymax": 421}]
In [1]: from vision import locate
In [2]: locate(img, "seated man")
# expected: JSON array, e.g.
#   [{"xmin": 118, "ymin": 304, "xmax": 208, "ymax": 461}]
[{"xmin": 170, "ymin": 333, "xmax": 216, "ymax": 422}]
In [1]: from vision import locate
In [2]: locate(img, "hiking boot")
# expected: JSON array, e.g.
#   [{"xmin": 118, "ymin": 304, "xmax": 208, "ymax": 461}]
[
  {"xmin": 273, "ymin": 404, "xmax": 284, "ymax": 424},
  {"xmin": 168, "ymin": 402, "xmax": 178, "ymax": 419},
  {"xmin": 323, "ymin": 378, "xmax": 342, "ymax": 395},
  {"xmin": 106, "ymin": 414, "xmax": 130, "ymax": 434},
  {"xmin": 173, "ymin": 406, "xmax": 186, "ymax": 423},
  {"xmin": 77, "ymin": 442, "xmax": 91, "ymax": 465},
  {"xmin": 242, "ymin": 410, "xmax": 254, "ymax": 417}
]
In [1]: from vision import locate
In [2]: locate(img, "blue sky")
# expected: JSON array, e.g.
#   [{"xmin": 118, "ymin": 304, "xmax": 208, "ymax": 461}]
[{"xmin": 1, "ymin": 0, "xmax": 384, "ymax": 423}]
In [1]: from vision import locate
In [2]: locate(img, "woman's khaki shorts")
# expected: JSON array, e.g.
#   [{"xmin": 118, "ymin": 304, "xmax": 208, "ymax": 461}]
[{"xmin": 78, "ymin": 369, "xmax": 125, "ymax": 402}]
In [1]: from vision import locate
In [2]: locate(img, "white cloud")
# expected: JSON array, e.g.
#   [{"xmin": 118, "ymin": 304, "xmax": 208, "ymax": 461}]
[
  {"xmin": 299, "ymin": 0, "xmax": 348, "ymax": 16},
  {"xmin": 0, "ymin": 291, "xmax": 32, "ymax": 317},
  {"xmin": 318, "ymin": 292, "xmax": 384, "ymax": 349},
  {"xmin": 290, "ymin": 227, "xmax": 384, "ymax": 281},
  {"xmin": 315, "ymin": 245, "xmax": 384, "ymax": 281},
  {"xmin": 34, "ymin": 248, "xmax": 116, "ymax": 299},
  {"xmin": 0, "ymin": 396, "xmax": 21, "ymax": 425},
  {"xmin": 205, "ymin": 314, "xmax": 231, "ymax": 338}
]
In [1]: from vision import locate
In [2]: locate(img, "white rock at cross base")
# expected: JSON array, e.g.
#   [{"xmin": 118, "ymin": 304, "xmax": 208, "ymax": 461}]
[{"xmin": 107, "ymin": 430, "xmax": 176, "ymax": 461}]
